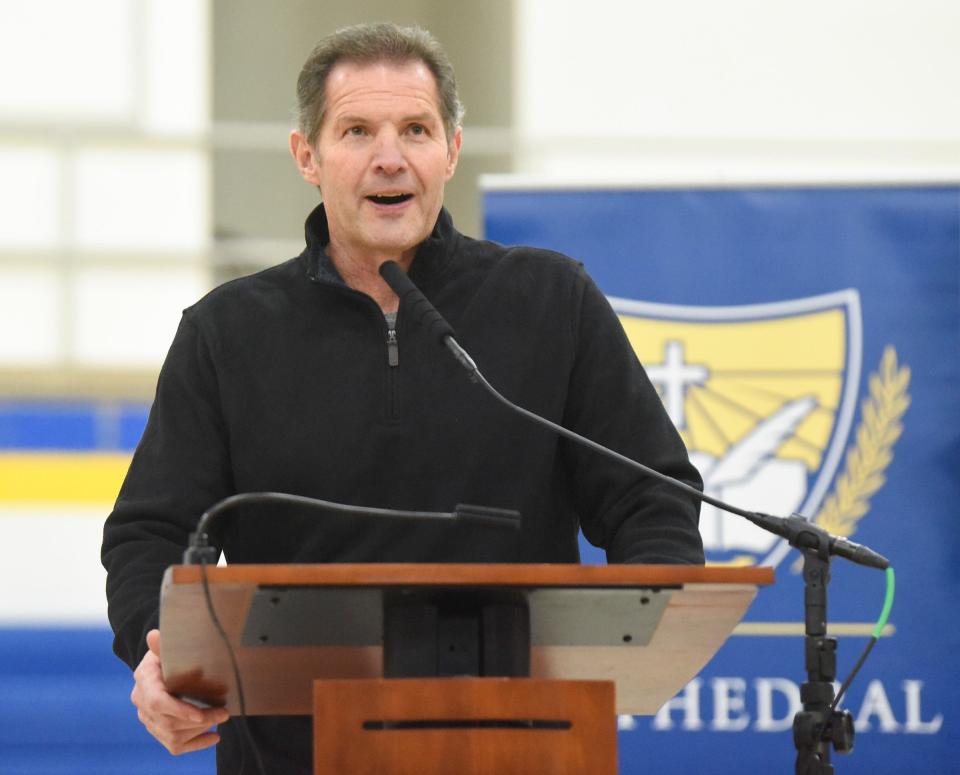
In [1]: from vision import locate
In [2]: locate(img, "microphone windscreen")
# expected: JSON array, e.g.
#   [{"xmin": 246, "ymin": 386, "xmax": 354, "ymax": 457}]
[{"xmin": 379, "ymin": 261, "xmax": 455, "ymax": 343}]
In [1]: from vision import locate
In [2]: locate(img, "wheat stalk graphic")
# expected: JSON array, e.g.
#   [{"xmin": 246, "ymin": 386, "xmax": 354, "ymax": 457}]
[{"xmin": 790, "ymin": 346, "xmax": 910, "ymax": 571}]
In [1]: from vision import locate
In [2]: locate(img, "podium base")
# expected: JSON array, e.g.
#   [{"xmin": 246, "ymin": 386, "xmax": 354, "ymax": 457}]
[{"xmin": 313, "ymin": 677, "xmax": 617, "ymax": 775}]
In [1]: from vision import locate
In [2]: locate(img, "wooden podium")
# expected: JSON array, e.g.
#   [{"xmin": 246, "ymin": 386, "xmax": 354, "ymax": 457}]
[{"xmin": 160, "ymin": 563, "xmax": 772, "ymax": 774}]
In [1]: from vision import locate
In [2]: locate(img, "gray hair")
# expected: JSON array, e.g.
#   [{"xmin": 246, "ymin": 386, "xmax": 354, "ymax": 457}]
[{"xmin": 296, "ymin": 22, "xmax": 465, "ymax": 145}]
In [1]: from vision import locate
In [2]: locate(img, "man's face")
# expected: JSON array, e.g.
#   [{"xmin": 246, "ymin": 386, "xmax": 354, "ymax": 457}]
[{"xmin": 292, "ymin": 60, "xmax": 461, "ymax": 265}]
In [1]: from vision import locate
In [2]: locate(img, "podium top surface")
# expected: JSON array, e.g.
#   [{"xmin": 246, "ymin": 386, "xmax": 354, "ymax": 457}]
[{"xmin": 166, "ymin": 562, "xmax": 773, "ymax": 588}]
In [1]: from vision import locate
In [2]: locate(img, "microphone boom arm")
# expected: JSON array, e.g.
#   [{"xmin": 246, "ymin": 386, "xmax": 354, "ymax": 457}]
[{"xmin": 378, "ymin": 260, "xmax": 889, "ymax": 571}]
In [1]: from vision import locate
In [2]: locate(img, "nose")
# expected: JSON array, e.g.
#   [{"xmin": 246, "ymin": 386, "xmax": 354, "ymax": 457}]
[{"xmin": 372, "ymin": 129, "xmax": 406, "ymax": 176}]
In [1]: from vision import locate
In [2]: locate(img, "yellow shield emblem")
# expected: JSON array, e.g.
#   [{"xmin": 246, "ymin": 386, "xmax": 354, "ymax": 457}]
[{"xmin": 612, "ymin": 290, "xmax": 863, "ymax": 568}]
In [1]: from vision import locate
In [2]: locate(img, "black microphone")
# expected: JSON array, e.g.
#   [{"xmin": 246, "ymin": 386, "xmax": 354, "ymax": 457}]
[
  {"xmin": 378, "ymin": 260, "xmax": 890, "ymax": 571},
  {"xmin": 380, "ymin": 260, "xmax": 454, "ymax": 343},
  {"xmin": 380, "ymin": 260, "xmax": 480, "ymax": 374}
]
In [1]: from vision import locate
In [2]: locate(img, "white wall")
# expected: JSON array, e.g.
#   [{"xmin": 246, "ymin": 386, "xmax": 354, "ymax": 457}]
[
  {"xmin": 513, "ymin": 0, "xmax": 960, "ymax": 181},
  {"xmin": 0, "ymin": 0, "xmax": 210, "ymax": 374}
]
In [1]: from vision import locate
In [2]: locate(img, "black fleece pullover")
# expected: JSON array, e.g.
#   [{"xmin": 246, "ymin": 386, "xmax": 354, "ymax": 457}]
[{"xmin": 102, "ymin": 204, "xmax": 703, "ymax": 772}]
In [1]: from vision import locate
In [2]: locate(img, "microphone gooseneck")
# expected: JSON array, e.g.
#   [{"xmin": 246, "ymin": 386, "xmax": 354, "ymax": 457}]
[
  {"xmin": 378, "ymin": 260, "xmax": 889, "ymax": 571},
  {"xmin": 183, "ymin": 492, "xmax": 520, "ymax": 564}
]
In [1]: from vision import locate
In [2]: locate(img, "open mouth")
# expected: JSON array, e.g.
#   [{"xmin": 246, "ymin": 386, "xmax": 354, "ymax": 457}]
[{"xmin": 367, "ymin": 193, "xmax": 414, "ymax": 205}]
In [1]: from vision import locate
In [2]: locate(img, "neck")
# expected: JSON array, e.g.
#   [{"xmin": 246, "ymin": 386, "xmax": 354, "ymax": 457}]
[{"xmin": 326, "ymin": 242, "xmax": 416, "ymax": 313}]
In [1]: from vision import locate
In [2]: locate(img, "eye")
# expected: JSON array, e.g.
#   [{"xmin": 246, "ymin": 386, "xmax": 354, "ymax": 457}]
[
  {"xmin": 408, "ymin": 124, "xmax": 427, "ymax": 136},
  {"xmin": 345, "ymin": 126, "xmax": 366, "ymax": 137}
]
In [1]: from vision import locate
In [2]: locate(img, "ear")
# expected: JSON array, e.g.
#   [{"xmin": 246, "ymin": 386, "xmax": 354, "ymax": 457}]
[
  {"xmin": 444, "ymin": 127, "xmax": 462, "ymax": 181},
  {"xmin": 289, "ymin": 129, "xmax": 322, "ymax": 187}
]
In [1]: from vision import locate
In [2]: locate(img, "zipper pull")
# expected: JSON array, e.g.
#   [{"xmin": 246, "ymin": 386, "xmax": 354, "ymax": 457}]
[{"xmin": 386, "ymin": 328, "xmax": 399, "ymax": 367}]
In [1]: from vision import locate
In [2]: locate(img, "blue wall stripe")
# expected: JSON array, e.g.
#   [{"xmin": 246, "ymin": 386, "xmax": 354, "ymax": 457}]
[
  {"xmin": 0, "ymin": 403, "xmax": 150, "ymax": 451},
  {"xmin": 0, "ymin": 628, "xmax": 213, "ymax": 774}
]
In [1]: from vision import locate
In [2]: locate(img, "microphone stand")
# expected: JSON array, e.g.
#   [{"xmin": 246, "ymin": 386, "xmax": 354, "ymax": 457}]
[
  {"xmin": 377, "ymin": 260, "xmax": 886, "ymax": 773},
  {"xmin": 793, "ymin": 543, "xmax": 855, "ymax": 774}
]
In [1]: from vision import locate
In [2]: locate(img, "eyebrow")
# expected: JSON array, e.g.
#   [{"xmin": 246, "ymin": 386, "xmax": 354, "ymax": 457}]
[
  {"xmin": 334, "ymin": 112, "xmax": 440, "ymax": 126},
  {"xmin": 399, "ymin": 113, "xmax": 439, "ymax": 125}
]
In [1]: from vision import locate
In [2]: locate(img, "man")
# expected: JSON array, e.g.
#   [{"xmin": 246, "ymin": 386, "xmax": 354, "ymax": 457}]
[{"xmin": 102, "ymin": 22, "xmax": 704, "ymax": 774}]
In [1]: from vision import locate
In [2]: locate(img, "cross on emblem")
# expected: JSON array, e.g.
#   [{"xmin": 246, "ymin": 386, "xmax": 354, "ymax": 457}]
[{"xmin": 645, "ymin": 340, "xmax": 708, "ymax": 429}]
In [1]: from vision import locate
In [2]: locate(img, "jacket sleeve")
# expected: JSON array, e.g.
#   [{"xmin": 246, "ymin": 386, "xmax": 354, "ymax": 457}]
[
  {"xmin": 101, "ymin": 312, "xmax": 234, "ymax": 669},
  {"xmin": 561, "ymin": 267, "xmax": 705, "ymax": 565}
]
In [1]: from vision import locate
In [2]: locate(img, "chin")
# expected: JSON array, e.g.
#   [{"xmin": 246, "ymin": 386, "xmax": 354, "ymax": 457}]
[{"xmin": 366, "ymin": 226, "xmax": 427, "ymax": 255}]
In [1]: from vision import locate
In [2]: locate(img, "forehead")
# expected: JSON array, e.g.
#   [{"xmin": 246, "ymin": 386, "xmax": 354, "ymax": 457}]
[{"xmin": 323, "ymin": 60, "xmax": 443, "ymax": 122}]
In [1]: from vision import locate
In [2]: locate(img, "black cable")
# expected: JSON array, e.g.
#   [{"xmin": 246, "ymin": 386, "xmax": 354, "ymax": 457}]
[
  {"xmin": 817, "ymin": 581, "xmax": 890, "ymax": 738},
  {"xmin": 200, "ymin": 557, "xmax": 268, "ymax": 775},
  {"xmin": 831, "ymin": 637, "xmax": 877, "ymax": 714}
]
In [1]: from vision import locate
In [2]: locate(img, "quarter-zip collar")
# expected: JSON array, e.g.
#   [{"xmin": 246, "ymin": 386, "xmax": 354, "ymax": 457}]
[{"xmin": 299, "ymin": 202, "xmax": 459, "ymax": 289}]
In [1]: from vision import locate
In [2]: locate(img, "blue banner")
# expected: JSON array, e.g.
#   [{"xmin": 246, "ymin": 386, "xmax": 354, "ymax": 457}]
[{"xmin": 483, "ymin": 184, "xmax": 959, "ymax": 772}]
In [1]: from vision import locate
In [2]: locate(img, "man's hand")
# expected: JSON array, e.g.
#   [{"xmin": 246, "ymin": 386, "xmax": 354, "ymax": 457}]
[{"xmin": 131, "ymin": 629, "xmax": 230, "ymax": 755}]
